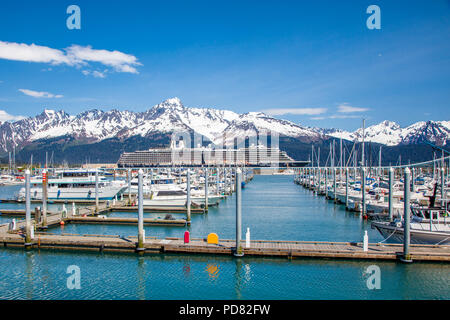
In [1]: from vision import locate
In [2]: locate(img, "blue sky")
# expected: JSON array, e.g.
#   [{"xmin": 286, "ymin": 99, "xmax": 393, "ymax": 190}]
[{"xmin": 0, "ymin": 0, "xmax": 449, "ymax": 131}]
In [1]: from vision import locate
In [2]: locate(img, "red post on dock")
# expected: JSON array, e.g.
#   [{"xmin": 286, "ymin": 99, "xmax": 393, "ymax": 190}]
[{"xmin": 184, "ymin": 231, "xmax": 190, "ymax": 244}]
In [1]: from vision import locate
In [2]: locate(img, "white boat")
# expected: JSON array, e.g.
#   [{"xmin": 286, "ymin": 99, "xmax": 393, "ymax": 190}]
[
  {"xmin": 142, "ymin": 190, "xmax": 190, "ymax": 207},
  {"xmin": 19, "ymin": 169, "xmax": 126, "ymax": 200},
  {"xmin": 372, "ymin": 219, "xmax": 450, "ymax": 245},
  {"xmin": 141, "ymin": 189, "xmax": 222, "ymax": 207},
  {"xmin": 372, "ymin": 206, "xmax": 450, "ymax": 244},
  {"xmin": 0, "ymin": 174, "xmax": 24, "ymax": 186},
  {"xmin": 273, "ymin": 169, "xmax": 295, "ymax": 175},
  {"xmin": 129, "ymin": 174, "xmax": 180, "ymax": 194}
]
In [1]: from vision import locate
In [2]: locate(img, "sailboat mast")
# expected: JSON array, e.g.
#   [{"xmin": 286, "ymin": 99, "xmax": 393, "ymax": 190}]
[
  {"xmin": 379, "ymin": 146, "xmax": 382, "ymax": 175},
  {"xmin": 361, "ymin": 118, "xmax": 365, "ymax": 167},
  {"xmin": 340, "ymin": 138, "xmax": 343, "ymax": 168},
  {"xmin": 317, "ymin": 147, "xmax": 320, "ymax": 167}
]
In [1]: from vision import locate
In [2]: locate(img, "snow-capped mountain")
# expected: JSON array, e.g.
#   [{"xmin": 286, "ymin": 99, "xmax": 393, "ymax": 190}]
[
  {"xmin": 0, "ymin": 97, "xmax": 449, "ymax": 155},
  {"xmin": 323, "ymin": 120, "xmax": 450, "ymax": 146},
  {"xmin": 0, "ymin": 97, "xmax": 323, "ymax": 153}
]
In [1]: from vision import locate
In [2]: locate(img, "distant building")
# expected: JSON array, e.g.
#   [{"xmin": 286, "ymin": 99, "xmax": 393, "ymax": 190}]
[
  {"xmin": 82, "ymin": 163, "xmax": 118, "ymax": 169},
  {"xmin": 117, "ymin": 145, "xmax": 303, "ymax": 167}
]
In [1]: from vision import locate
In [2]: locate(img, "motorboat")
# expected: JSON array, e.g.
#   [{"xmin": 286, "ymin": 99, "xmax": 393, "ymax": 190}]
[{"xmin": 18, "ymin": 169, "xmax": 126, "ymax": 200}]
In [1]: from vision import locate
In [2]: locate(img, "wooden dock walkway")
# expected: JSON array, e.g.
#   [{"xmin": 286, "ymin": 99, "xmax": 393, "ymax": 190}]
[
  {"xmin": 69, "ymin": 216, "xmax": 188, "ymax": 226},
  {"xmin": 0, "ymin": 228, "xmax": 449, "ymax": 261},
  {"xmin": 0, "ymin": 195, "xmax": 191, "ymax": 230},
  {"xmin": 111, "ymin": 206, "xmax": 205, "ymax": 214},
  {"xmin": 0, "ymin": 209, "xmax": 58, "ymax": 216}
]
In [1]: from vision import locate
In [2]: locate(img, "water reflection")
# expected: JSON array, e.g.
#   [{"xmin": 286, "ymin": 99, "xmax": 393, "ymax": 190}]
[
  {"xmin": 25, "ymin": 251, "xmax": 34, "ymax": 299},
  {"xmin": 206, "ymin": 263, "xmax": 220, "ymax": 280},
  {"xmin": 234, "ymin": 258, "xmax": 242, "ymax": 300},
  {"xmin": 137, "ymin": 257, "xmax": 146, "ymax": 300}
]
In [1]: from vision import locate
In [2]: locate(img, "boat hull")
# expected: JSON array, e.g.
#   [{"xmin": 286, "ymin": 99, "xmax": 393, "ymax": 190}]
[{"xmin": 372, "ymin": 221, "xmax": 450, "ymax": 245}]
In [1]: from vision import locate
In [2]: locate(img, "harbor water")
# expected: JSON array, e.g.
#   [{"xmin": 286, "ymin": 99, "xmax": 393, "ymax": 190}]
[{"xmin": 0, "ymin": 175, "xmax": 449, "ymax": 299}]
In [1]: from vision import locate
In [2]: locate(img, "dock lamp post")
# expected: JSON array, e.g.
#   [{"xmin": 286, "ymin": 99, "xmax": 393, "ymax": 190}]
[{"xmin": 234, "ymin": 168, "xmax": 244, "ymax": 257}]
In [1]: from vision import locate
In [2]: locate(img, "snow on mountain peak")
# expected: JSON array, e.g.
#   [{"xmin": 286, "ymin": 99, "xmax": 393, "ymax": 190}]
[
  {"xmin": 325, "ymin": 120, "xmax": 450, "ymax": 146},
  {"xmin": 0, "ymin": 98, "xmax": 448, "ymax": 153},
  {"xmin": 162, "ymin": 97, "xmax": 182, "ymax": 106}
]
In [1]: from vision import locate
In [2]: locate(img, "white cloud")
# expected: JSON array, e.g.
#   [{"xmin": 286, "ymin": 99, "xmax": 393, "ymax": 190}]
[
  {"xmin": 0, "ymin": 110, "xmax": 25, "ymax": 122},
  {"xmin": 337, "ymin": 104, "xmax": 369, "ymax": 113},
  {"xmin": 310, "ymin": 114, "xmax": 363, "ymax": 120},
  {"xmin": 18, "ymin": 89, "xmax": 63, "ymax": 98},
  {"xmin": 67, "ymin": 45, "xmax": 141, "ymax": 74},
  {"xmin": 263, "ymin": 107, "xmax": 327, "ymax": 116},
  {"xmin": 82, "ymin": 69, "xmax": 107, "ymax": 78},
  {"xmin": 0, "ymin": 41, "xmax": 73, "ymax": 65},
  {"xmin": 0, "ymin": 41, "xmax": 141, "ymax": 75},
  {"xmin": 329, "ymin": 114, "xmax": 362, "ymax": 119}
]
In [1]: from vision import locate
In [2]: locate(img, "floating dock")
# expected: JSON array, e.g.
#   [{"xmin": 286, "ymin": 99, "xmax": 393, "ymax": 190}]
[
  {"xmin": 111, "ymin": 206, "xmax": 205, "ymax": 214},
  {"xmin": 68, "ymin": 216, "xmax": 188, "ymax": 226},
  {"xmin": 0, "ymin": 230, "xmax": 449, "ymax": 261},
  {"xmin": 0, "ymin": 209, "xmax": 58, "ymax": 217}
]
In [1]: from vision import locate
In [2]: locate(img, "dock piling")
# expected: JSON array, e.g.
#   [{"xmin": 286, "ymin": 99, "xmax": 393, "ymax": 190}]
[
  {"xmin": 234, "ymin": 168, "xmax": 243, "ymax": 257},
  {"xmin": 361, "ymin": 167, "xmax": 366, "ymax": 215},
  {"xmin": 95, "ymin": 170, "xmax": 99, "ymax": 213},
  {"xmin": 441, "ymin": 167, "xmax": 445, "ymax": 208},
  {"xmin": 41, "ymin": 169, "xmax": 48, "ymax": 228},
  {"xmin": 401, "ymin": 167, "xmax": 412, "ymax": 263},
  {"xmin": 137, "ymin": 168, "xmax": 145, "ymax": 251},
  {"xmin": 186, "ymin": 169, "xmax": 191, "ymax": 222},
  {"xmin": 345, "ymin": 168, "xmax": 349, "ymax": 209},
  {"xmin": 204, "ymin": 167, "xmax": 209, "ymax": 211},
  {"xmin": 25, "ymin": 169, "xmax": 32, "ymax": 246},
  {"xmin": 389, "ymin": 167, "xmax": 394, "ymax": 221},
  {"xmin": 127, "ymin": 168, "xmax": 131, "ymax": 205},
  {"xmin": 333, "ymin": 168, "xmax": 337, "ymax": 202}
]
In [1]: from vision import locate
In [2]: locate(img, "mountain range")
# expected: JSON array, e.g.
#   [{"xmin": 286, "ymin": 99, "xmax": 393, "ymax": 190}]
[{"xmin": 0, "ymin": 97, "xmax": 449, "ymax": 164}]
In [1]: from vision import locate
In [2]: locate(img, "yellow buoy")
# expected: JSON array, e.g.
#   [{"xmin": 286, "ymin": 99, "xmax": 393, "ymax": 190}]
[{"xmin": 207, "ymin": 233, "xmax": 219, "ymax": 244}]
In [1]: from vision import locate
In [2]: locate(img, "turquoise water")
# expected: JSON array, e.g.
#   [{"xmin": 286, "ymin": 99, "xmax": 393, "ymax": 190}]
[{"xmin": 0, "ymin": 175, "xmax": 449, "ymax": 299}]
